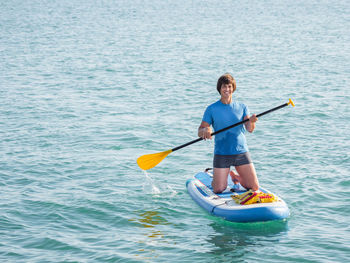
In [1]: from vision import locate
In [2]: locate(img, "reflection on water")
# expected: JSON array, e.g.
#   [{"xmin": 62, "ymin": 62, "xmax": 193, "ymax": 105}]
[
  {"xmin": 207, "ymin": 219, "xmax": 289, "ymax": 258},
  {"xmin": 129, "ymin": 210, "xmax": 172, "ymax": 241},
  {"xmin": 130, "ymin": 210, "xmax": 170, "ymax": 229},
  {"xmin": 129, "ymin": 210, "xmax": 171, "ymax": 261}
]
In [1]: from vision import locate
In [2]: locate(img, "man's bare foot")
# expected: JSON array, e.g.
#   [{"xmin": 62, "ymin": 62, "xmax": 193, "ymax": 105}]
[{"xmin": 229, "ymin": 170, "xmax": 239, "ymax": 182}]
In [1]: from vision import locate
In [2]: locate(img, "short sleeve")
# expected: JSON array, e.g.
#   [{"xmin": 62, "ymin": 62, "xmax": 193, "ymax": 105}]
[
  {"xmin": 202, "ymin": 105, "xmax": 213, "ymax": 125},
  {"xmin": 243, "ymin": 103, "xmax": 250, "ymax": 118}
]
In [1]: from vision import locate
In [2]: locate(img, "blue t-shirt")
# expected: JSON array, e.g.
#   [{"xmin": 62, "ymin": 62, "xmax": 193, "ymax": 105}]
[{"xmin": 202, "ymin": 100, "xmax": 250, "ymax": 155}]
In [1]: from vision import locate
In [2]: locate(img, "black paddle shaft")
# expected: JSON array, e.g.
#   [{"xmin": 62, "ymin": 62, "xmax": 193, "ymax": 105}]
[{"xmin": 171, "ymin": 102, "xmax": 289, "ymax": 152}]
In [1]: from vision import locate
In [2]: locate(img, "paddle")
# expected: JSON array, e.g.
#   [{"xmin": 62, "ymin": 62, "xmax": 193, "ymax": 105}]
[{"xmin": 137, "ymin": 98, "xmax": 295, "ymax": 170}]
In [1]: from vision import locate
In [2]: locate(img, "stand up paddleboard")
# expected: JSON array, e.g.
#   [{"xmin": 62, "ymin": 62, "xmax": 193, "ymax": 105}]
[{"xmin": 186, "ymin": 170, "xmax": 289, "ymax": 223}]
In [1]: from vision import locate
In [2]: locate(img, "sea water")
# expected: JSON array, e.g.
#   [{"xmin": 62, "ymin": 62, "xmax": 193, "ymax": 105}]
[{"xmin": 1, "ymin": 0, "xmax": 349, "ymax": 262}]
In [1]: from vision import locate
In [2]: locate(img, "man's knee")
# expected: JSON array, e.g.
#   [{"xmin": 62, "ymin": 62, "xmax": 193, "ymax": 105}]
[{"xmin": 212, "ymin": 184, "xmax": 226, "ymax": 193}]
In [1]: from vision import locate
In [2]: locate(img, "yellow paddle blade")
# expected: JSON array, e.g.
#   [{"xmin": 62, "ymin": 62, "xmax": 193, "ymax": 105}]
[
  {"xmin": 288, "ymin": 98, "xmax": 295, "ymax": 107},
  {"xmin": 137, "ymin": 149, "xmax": 173, "ymax": 170}
]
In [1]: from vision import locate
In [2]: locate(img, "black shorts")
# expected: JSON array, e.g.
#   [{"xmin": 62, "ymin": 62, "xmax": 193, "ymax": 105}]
[{"xmin": 213, "ymin": 152, "xmax": 252, "ymax": 168}]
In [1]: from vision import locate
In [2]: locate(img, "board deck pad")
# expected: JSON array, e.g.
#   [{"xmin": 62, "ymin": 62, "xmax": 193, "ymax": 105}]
[{"xmin": 194, "ymin": 171, "xmax": 248, "ymax": 198}]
